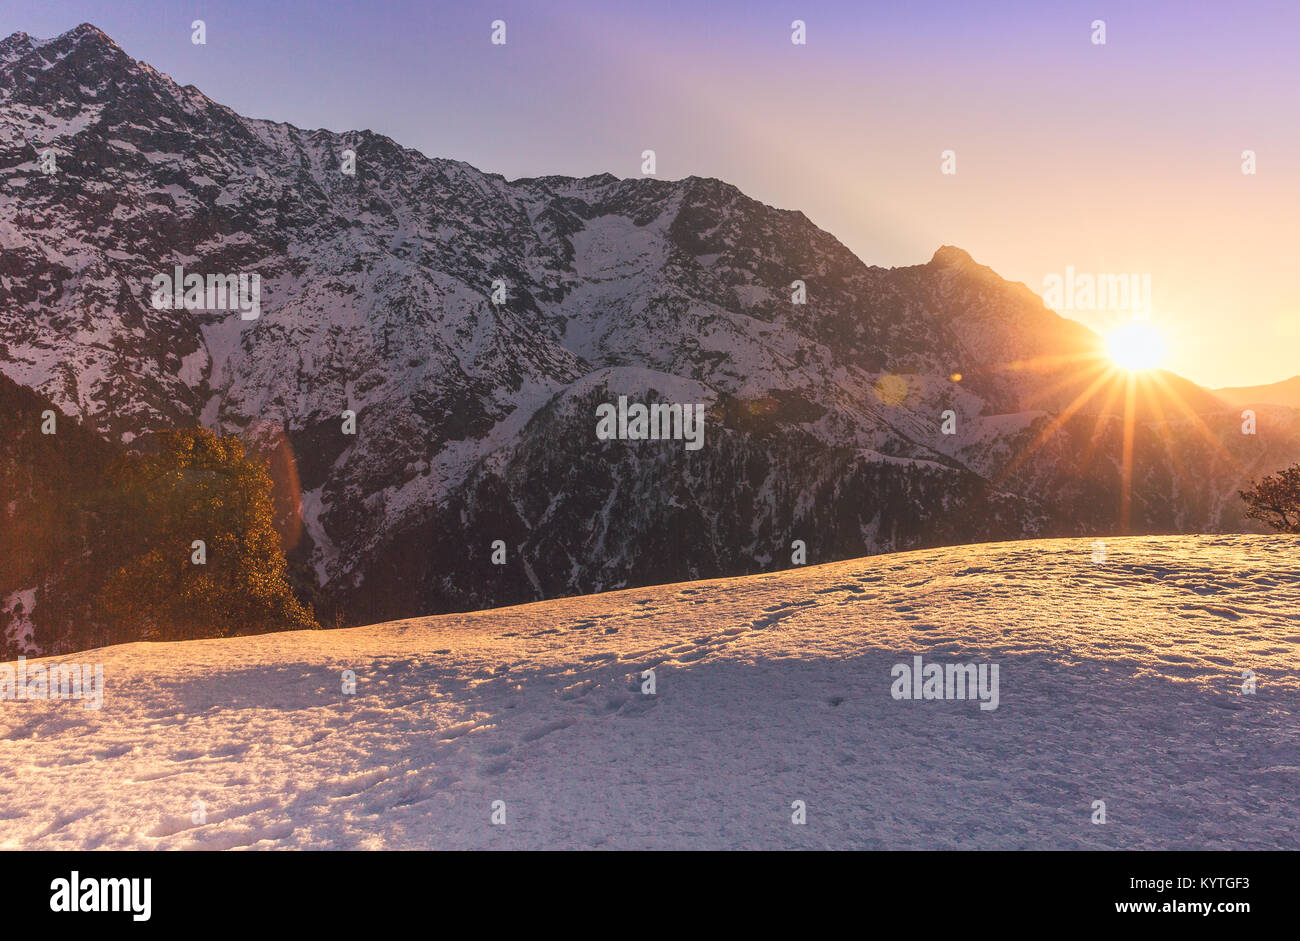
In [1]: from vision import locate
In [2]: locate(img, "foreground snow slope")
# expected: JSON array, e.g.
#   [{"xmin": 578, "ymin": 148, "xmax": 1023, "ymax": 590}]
[{"xmin": 2, "ymin": 535, "xmax": 1297, "ymax": 850}]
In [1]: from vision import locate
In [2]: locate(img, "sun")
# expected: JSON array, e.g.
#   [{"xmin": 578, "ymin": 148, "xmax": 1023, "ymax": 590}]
[
  {"xmin": 1107, "ymin": 322, "xmax": 1167, "ymax": 371},
  {"xmin": 996, "ymin": 316, "xmax": 1225, "ymax": 537}
]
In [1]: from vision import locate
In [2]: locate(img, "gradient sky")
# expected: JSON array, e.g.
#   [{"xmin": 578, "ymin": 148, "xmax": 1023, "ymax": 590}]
[{"xmin": 4, "ymin": 0, "xmax": 1296, "ymax": 387}]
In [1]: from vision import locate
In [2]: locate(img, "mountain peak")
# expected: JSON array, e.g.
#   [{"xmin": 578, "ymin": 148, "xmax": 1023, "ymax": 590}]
[
  {"xmin": 68, "ymin": 22, "xmax": 113, "ymax": 40},
  {"xmin": 1, "ymin": 22, "xmax": 126, "ymax": 69},
  {"xmin": 3, "ymin": 22, "xmax": 116, "ymax": 47},
  {"xmin": 53, "ymin": 22, "xmax": 125, "ymax": 56},
  {"xmin": 929, "ymin": 245, "xmax": 976, "ymax": 268},
  {"xmin": 0, "ymin": 29, "xmax": 37, "ymax": 62}
]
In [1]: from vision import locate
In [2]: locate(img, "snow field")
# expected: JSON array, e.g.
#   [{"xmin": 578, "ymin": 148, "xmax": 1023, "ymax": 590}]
[{"xmin": 1, "ymin": 534, "xmax": 1296, "ymax": 849}]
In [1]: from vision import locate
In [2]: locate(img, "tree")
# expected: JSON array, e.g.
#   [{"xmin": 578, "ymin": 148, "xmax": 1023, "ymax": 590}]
[
  {"xmin": 1239, "ymin": 464, "xmax": 1300, "ymax": 534},
  {"xmin": 96, "ymin": 428, "xmax": 318, "ymax": 643}
]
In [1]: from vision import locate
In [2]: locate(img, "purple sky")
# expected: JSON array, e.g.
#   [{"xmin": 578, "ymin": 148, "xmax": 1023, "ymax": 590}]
[{"xmin": 3, "ymin": 0, "xmax": 1297, "ymax": 386}]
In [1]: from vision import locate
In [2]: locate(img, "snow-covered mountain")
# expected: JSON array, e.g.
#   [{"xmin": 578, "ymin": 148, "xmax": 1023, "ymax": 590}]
[
  {"xmin": 3, "ymin": 24, "xmax": 1298, "ymax": 636},
  {"xmin": 2, "ymin": 534, "xmax": 1296, "ymax": 849}
]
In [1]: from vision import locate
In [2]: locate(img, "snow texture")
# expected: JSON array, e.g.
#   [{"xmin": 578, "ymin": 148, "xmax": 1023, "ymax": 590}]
[{"xmin": 1, "ymin": 534, "xmax": 1296, "ymax": 850}]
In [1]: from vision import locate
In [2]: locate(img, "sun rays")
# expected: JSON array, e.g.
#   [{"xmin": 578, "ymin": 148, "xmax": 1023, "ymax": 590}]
[{"xmin": 990, "ymin": 332, "xmax": 1236, "ymax": 532}]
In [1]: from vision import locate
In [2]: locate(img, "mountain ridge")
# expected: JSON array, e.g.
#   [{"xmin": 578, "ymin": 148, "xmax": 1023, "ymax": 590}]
[{"xmin": 1215, "ymin": 375, "xmax": 1300, "ymax": 410}]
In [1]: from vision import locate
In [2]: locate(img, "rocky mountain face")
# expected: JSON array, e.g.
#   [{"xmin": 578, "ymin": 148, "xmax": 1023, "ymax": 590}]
[{"xmin": 3, "ymin": 24, "xmax": 1298, "ymax": 644}]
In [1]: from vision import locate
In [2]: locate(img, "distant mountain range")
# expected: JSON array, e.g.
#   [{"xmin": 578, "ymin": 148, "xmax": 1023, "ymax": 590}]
[
  {"xmin": 1214, "ymin": 375, "xmax": 1300, "ymax": 410},
  {"xmin": 3, "ymin": 24, "xmax": 1298, "ymax": 653}
]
